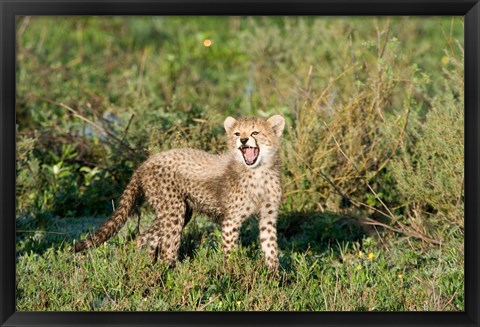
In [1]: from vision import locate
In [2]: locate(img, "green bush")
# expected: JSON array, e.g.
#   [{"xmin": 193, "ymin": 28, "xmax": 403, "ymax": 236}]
[{"xmin": 390, "ymin": 53, "xmax": 464, "ymax": 239}]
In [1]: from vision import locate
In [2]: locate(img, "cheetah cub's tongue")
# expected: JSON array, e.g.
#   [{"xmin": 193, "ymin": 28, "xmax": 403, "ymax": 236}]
[{"xmin": 242, "ymin": 147, "xmax": 259, "ymax": 165}]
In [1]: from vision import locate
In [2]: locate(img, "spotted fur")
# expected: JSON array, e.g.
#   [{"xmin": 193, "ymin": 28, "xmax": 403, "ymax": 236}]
[{"xmin": 73, "ymin": 115, "xmax": 285, "ymax": 271}]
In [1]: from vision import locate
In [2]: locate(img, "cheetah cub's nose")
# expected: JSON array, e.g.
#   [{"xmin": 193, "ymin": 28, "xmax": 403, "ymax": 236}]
[{"xmin": 240, "ymin": 138, "xmax": 249, "ymax": 145}]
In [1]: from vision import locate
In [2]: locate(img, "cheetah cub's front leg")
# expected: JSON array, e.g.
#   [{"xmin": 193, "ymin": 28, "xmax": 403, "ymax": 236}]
[
  {"xmin": 221, "ymin": 217, "xmax": 242, "ymax": 257},
  {"xmin": 221, "ymin": 206, "xmax": 280, "ymax": 272},
  {"xmin": 221, "ymin": 206, "xmax": 253, "ymax": 261},
  {"xmin": 259, "ymin": 201, "xmax": 280, "ymax": 271}
]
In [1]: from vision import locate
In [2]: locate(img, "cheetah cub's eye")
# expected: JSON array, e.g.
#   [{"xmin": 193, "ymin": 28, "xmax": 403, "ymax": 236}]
[
  {"xmin": 251, "ymin": 131, "xmax": 259, "ymax": 136},
  {"xmin": 234, "ymin": 132, "xmax": 240, "ymax": 137}
]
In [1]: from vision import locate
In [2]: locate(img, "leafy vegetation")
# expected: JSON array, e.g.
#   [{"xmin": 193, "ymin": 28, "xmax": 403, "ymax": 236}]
[{"xmin": 16, "ymin": 16, "xmax": 464, "ymax": 311}]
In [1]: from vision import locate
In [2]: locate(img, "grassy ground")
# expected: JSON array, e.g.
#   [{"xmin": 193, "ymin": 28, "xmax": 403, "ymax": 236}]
[
  {"xmin": 16, "ymin": 211, "xmax": 463, "ymax": 311},
  {"xmin": 15, "ymin": 16, "xmax": 464, "ymax": 311}
]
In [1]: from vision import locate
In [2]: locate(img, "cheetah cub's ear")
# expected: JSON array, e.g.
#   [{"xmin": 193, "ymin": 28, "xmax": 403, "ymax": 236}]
[
  {"xmin": 267, "ymin": 114, "xmax": 285, "ymax": 137},
  {"xmin": 224, "ymin": 116, "xmax": 237, "ymax": 132}
]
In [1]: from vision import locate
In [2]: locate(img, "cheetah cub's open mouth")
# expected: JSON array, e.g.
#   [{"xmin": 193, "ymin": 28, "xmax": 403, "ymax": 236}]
[{"xmin": 239, "ymin": 146, "xmax": 259, "ymax": 166}]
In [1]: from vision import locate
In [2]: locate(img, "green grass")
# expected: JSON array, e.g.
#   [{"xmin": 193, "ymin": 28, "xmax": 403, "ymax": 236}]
[
  {"xmin": 16, "ymin": 212, "xmax": 463, "ymax": 311},
  {"xmin": 15, "ymin": 16, "xmax": 464, "ymax": 311}
]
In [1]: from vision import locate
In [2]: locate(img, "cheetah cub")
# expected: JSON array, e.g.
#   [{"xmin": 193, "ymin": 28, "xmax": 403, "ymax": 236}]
[{"xmin": 74, "ymin": 115, "xmax": 285, "ymax": 271}]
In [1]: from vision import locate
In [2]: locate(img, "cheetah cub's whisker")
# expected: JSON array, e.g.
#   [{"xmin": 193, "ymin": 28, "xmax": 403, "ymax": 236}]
[{"xmin": 74, "ymin": 115, "xmax": 285, "ymax": 271}]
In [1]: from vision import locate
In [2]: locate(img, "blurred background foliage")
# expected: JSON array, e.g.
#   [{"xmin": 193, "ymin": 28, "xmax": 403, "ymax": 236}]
[{"xmin": 16, "ymin": 16, "xmax": 463, "ymax": 246}]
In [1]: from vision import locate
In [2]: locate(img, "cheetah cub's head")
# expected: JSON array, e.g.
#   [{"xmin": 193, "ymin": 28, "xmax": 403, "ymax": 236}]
[{"xmin": 224, "ymin": 115, "xmax": 285, "ymax": 169}]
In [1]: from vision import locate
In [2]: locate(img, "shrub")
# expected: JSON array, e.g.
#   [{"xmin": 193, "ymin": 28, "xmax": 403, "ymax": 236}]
[{"xmin": 390, "ymin": 50, "xmax": 464, "ymax": 240}]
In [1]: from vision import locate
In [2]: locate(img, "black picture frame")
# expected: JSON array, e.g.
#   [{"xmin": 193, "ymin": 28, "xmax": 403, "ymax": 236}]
[{"xmin": 1, "ymin": 0, "xmax": 478, "ymax": 326}]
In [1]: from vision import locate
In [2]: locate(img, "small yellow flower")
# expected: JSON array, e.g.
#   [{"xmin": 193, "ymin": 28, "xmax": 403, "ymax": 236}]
[
  {"xmin": 356, "ymin": 264, "xmax": 362, "ymax": 270},
  {"xmin": 398, "ymin": 274, "xmax": 403, "ymax": 279},
  {"xmin": 236, "ymin": 301, "xmax": 241, "ymax": 306},
  {"xmin": 368, "ymin": 252, "xmax": 375, "ymax": 260},
  {"xmin": 218, "ymin": 301, "xmax": 223, "ymax": 307},
  {"xmin": 203, "ymin": 39, "xmax": 213, "ymax": 47},
  {"xmin": 441, "ymin": 56, "xmax": 449, "ymax": 65},
  {"xmin": 358, "ymin": 251, "xmax": 364, "ymax": 258}
]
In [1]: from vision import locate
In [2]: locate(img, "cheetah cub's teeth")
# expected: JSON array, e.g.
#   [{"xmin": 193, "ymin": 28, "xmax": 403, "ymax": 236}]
[{"xmin": 239, "ymin": 146, "xmax": 259, "ymax": 166}]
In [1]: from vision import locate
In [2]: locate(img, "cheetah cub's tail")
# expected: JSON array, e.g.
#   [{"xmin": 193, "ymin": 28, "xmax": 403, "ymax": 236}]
[{"xmin": 73, "ymin": 172, "xmax": 142, "ymax": 252}]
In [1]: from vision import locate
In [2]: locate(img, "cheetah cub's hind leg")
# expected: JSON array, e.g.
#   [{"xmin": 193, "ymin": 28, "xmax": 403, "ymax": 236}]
[
  {"xmin": 136, "ymin": 217, "xmax": 165, "ymax": 260},
  {"xmin": 136, "ymin": 195, "xmax": 187, "ymax": 267}
]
